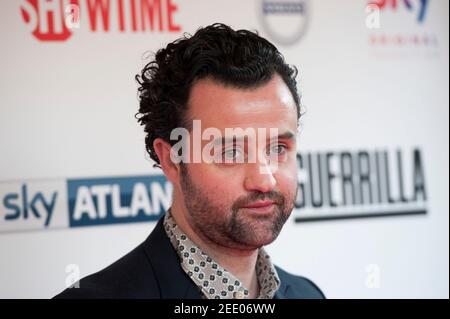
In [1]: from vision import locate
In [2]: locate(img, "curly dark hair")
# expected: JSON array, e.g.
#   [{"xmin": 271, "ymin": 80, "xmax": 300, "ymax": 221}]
[{"xmin": 135, "ymin": 23, "xmax": 301, "ymax": 169}]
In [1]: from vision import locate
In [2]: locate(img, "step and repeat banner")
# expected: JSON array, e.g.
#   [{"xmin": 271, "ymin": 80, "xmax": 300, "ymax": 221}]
[{"xmin": 0, "ymin": 0, "xmax": 448, "ymax": 298}]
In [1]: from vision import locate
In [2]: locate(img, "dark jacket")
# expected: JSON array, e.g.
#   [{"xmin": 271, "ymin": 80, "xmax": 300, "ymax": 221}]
[{"xmin": 54, "ymin": 217, "xmax": 325, "ymax": 299}]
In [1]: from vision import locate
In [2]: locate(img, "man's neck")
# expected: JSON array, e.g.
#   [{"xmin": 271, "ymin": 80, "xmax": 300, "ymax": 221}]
[{"xmin": 169, "ymin": 203, "xmax": 261, "ymax": 297}]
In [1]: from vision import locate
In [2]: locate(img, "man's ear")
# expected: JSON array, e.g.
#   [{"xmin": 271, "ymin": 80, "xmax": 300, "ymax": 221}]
[{"xmin": 153, "ymin": 138, "xmax": 180, "ymax": 186}]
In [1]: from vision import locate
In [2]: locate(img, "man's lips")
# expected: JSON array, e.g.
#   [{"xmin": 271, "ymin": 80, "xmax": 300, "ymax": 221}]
[{"xmin": 243, "ymin": 200, "xmax": 276, "ymax": 208}]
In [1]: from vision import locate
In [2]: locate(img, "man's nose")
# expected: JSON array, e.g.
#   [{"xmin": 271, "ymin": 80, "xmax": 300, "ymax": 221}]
[{"xmin": 243, "ymin": 157, "xmax": 277, "ymax": 193}]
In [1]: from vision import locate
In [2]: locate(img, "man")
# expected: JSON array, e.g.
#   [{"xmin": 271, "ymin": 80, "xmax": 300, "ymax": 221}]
[{"xmin": 55, "ymin": 23, "xmax": 324, "ymax": 299}]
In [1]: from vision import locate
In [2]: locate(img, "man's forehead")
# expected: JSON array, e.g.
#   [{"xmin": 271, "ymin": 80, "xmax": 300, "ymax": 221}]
[
  {"xmin": 187, "ymin": 75, "xmax": 298, "ymax": 130},
  {"xmin": 205, "ymin": 107, "xmax": 297, "ymax": 129}
]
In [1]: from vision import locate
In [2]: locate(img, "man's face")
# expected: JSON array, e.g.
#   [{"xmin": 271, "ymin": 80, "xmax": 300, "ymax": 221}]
[{"xmin": 177, "ymin": 74, "xmax": 299, "ymax": 251}]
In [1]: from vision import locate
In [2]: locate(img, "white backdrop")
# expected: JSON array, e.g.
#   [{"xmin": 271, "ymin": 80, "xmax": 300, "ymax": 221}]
[{"xmin": 0, "ymin": 0, "xmax": 448, "ymax": 298}]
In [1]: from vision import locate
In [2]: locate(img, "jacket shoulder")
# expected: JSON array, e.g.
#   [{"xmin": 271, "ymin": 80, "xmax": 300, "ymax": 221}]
[
  {"xmin": 275, "ymin": 266, "xmax": 325, "ymax": 299},
  {"xmin": 54, "ymin": 243, "xmax": 159, "ymax": 299}
]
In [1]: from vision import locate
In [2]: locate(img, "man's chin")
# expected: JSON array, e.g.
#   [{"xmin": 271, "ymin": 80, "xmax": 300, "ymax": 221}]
[{"xmin": 233, "ymin": 232, "xmax": 278, "ymax": 249}]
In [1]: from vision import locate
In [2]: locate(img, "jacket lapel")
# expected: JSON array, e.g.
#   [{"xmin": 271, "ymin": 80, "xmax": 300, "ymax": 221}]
[
  {"xmin": 142, "ymin": 216, "xmax": 203, "ymax": 299},
  {"xmin": 273, "ymin": 276, "xmax": 290, "ymax": 299}
]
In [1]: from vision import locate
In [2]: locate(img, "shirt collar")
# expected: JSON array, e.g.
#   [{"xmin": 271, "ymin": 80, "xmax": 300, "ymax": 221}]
[{"xmin": 163, "ymin": 208, "xmax": 280, "ymax": 299}]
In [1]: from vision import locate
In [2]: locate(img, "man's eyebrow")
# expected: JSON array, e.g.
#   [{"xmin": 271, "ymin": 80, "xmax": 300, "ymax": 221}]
[
  {"xmin": 213, "ymin": 130, "xmax": 296, "ymax": 145},
  {"xmin": 276, "ymin": 130, "xmax": 296, "ymax": 141}
]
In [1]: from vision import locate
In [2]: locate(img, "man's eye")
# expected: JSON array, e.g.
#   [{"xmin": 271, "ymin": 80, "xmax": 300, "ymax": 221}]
[
  {"xmin": 269, "ymin": 144, "xmax": 288, "ymax": 155},
  {"xmin": 222, "ymin": 148, "xmax": 244, "ymax": 162},
  {"xmin": 223, "ymin": 149, "xmax": 238, "ymax": 158}
]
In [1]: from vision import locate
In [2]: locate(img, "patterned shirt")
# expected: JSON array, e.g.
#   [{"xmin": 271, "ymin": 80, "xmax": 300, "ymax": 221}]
[{"xmin": 163, "ymin": 208, "xmax": 280, "ymax": 299}]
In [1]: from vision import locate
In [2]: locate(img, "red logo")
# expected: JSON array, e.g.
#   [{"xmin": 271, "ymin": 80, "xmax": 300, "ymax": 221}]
[
  {"xmin": 20, "ymin": 0, "xmax": 182, "ymax": 42},
  {"xmin": 21, "ymin": 0, "xmax": 79, "ymax": 41}
]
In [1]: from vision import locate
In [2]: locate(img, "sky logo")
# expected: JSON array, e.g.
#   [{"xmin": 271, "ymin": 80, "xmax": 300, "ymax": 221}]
[
  {"xmin": 0, "ymin": 179, "xmax": 68, "ymax": 233},
  {"xmin": 0, "ymin": 175, "xmax": 172, "ymax": 233},
  {"xmin": 3, "ymin": 184, "xmax": 57, "ymax": 227},
  {"xmin": 369, "ymin": 0, "xmax": 429, "ymax": 23},
  {"xmin": 67, "ymin": 175, "xmax": 172, "ymax": 228}
]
